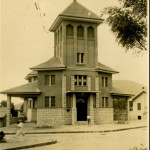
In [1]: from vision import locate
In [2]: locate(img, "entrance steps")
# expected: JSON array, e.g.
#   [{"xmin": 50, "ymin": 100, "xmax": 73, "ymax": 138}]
[{"xmin": 76, "ymin": 121, "xmax": 88, "ymax": 125}]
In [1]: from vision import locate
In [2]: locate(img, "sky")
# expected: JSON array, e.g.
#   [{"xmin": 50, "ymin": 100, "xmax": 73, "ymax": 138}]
[{"xmin": 0, "ymin": 0, "xmax": 149, "ymax": 104}]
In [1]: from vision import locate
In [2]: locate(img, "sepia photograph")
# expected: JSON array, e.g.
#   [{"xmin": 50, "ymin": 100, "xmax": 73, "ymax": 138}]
[{"xmin": 0, "ymin": 0, "xmax": 149, "ymax": 149}]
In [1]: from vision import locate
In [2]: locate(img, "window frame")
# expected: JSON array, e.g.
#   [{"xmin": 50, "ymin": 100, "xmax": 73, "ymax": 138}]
[
  {"xmin": 66, "ymin": 24, "xmax": 73, "ymax": 37},
  {"xmin": 45, "ymin": 96, "xmax": 55, "ymax": 108},
  {"xmin": 87, "ymin": 26, "xmax": 94, "ymax": 38},
  {"xmin": 45, "ymin": 75, "xmax": 56, "ymax": 86},
  {"xmin": 102, "ymin": 97, "xmax": 109, "ymax": 107},
  {"xmin": 137, "ymin": 103, "xmax": 141, "ymax": 110},
  {"xmin": 74, "ymin": 75, "xmax": 87, "ymax": 86},
  {"xmin": 77, "ymin": 25, "xmax": 84, "ymax": 37},
  {"xmin": 77, "ymin": 53, "xmax": 84, "ymax": 64},
  {"xmin": 102, "ymin": 77, "xmax": 108, "ymax": 87}
]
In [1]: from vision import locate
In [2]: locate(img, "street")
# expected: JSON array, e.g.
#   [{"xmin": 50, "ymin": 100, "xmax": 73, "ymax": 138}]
[{"xmin": 21, "ymin": 128, "xmax": 148, "ymax": 150}]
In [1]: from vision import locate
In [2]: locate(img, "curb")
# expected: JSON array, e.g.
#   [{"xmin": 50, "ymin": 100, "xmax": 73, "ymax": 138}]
[
  {"xmin": 2, "ymin": 140, "xmax": 57, "ymax": 150},
  {"xmin": 5, "ymin": 126, "xmax": 147, "ymax": 135}
]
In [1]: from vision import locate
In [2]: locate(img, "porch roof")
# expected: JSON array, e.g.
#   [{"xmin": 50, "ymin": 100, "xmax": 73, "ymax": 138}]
[{"xmin": 0, "ymin": 81, "xmax": 41, "ymax": 95}]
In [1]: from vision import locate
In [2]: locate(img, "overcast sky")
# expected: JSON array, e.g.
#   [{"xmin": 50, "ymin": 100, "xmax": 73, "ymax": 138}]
[{"xmin": 0, "ymin": 0, "xmax": 149, "ymax": 103}]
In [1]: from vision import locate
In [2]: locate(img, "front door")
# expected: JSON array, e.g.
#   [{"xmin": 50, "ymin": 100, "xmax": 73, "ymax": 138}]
[{"xmin": 76, "ymin": 99, "xmax": 87, "ymax": 121}]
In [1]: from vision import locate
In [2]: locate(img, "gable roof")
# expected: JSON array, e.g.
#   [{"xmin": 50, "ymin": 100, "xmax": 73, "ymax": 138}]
[
  {"xmin": 50, "ymin": 0, "xmax": 103, "ymax": 31},
  {"xmin": 112, "ymin": 80, "xmax": 145, "ymax": 95},
  {"xmin": 131, "ymin": 90, "xmax": 147, "ymax": 101},
  {"xmin": 96, "ymin": 62, "xmax": 119, "ymax": 74},
  {"xmin": 60, "ymin": 0, "xmax": 100, "ymax": 20},
  {"xmin": 31, "ymin": 57, "xmax": 65, "ymax": 71},
  {"xmin": 1, "ymin": 81, "xmax": 41, "ymax": 94},
  {"xmin": 110, "ymin": 87, "xmax": 133, "ymax": 96}
]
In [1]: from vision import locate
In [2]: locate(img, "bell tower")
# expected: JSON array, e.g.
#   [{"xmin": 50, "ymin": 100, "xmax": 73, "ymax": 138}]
[{"xmin": 49, "ymin": 0, "xmax": 103, "ymax": 68}]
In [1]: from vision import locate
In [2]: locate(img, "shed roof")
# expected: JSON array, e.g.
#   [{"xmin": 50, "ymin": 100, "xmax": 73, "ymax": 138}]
[
  {"xmin": 31, "ymin": 57, "xmax": 65, "ymax": 71},
  {"xmin": 1, "ymin": 81, "xmax": 41, "ymax": 94}
]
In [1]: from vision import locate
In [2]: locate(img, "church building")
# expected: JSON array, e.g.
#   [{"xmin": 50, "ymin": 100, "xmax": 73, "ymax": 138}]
[{"xmin": 1, "ymin": 0, "xmax": 132, "ymax": 127}]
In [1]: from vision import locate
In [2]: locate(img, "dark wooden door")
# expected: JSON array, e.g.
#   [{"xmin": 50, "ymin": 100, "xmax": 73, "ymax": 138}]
[{"xmin": 77, "ymin": 99, "xmax": 87, "ymax": 121}]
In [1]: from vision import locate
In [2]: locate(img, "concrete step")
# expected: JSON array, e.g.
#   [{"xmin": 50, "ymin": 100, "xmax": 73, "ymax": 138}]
[{"xmin": 76, "ymin": 121, "xmax": 88, "ymax": 125}]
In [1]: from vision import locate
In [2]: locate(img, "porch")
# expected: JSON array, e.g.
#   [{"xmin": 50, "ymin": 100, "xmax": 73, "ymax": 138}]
[{"xmin": 0, "ymin": 82, "xmax": 41, "ymax": 126}]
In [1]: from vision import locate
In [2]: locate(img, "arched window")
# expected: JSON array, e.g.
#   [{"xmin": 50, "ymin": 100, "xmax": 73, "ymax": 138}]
[
  {"xmin": 77, "ymin": 25, "xmax": 84, "ymax": 37},
  {"xmin": 88, "ymin": 26, "xmax": 94, "ymax": 38},
  {"xmin": 66, "ymin": 24, "xmax": 73, "ymax": 36}
]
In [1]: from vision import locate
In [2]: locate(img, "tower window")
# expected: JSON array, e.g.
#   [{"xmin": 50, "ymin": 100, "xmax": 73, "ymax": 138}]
[
  {"xmin": 88, "ymin": 26, "xmax": 94, "ymax": 38},
  {"xmin": 77, "ymin": 25, "xmax": 84, "ymax": 37},
  {"xmin": 66, "ymin": 24, "xmax": 73, "ymax": 36},
  {"xmin": 77, "ymin": 53, "xmax": 84, "ymax": 64}
]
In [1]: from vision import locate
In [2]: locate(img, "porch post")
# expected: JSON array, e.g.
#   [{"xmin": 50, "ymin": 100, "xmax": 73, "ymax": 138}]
[
  {"xmin": 7, "ymin": 95, "xmax": 11, "ymax": 126},
  {"xmin": 72, "ymin": 94, "xmax": 76, "ymax": 108},
  {"xmin": 72, "ymin": 93, "xmax": 76, "ymax": 124},
  {"xmin": 90, "ymin": 94, "xmax": 94, "ymax": 124}
]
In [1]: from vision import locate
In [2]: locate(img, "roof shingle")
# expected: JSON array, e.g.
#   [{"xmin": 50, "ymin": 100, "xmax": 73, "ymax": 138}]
[
  {"xmin": 31, "ymin": 57, "xmax": 65, "ymax": 70},
  {"xmin": 1, "ymin": 81, "xmax": 41, "ymax": 94},
  {"xmin": 60, "ymin": 0, "xmax": 100, "ymax": 20},
  {"xmin": 96, "ymin": 62, "xmax": 119, "ymax": 74}
]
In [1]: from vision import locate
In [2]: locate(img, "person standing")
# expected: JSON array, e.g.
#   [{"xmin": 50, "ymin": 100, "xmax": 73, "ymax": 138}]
[
  {"xmin": 15, "ymin": 120, "xmax": 25, "ymax": 137},
  {"xmin": 87, "ymin": 115, "xmax": 91, "ymax": 126}
]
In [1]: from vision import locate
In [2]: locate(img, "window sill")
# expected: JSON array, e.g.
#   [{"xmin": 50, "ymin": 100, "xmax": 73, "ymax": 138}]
[
  {"xmin": 77, "ymin": 37, "xmax": 84, "ymax": 40},
  {"xmin": 66, "ymin": 36, "xmax": 73, "ymax": 39},
  {"xmin": 87, "ymin": 38, "xmax": 95, "ymax": 41}
]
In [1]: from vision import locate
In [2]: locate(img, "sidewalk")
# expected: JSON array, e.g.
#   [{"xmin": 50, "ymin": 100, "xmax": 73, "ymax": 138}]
[
  {"xmin": 1, "ymin": 135, "xmax": 57, "ymax": 150},
  {"xmin": 2, "ymin": 119, "xmax": 148, "ymax": 134},
  {"xmin": 0, "ymin": 120, "xmax": 148, "ymax": 150}
]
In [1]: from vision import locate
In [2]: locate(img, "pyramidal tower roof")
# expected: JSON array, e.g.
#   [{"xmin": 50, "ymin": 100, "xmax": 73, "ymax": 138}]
[
  {"xmin": 61, "ymin": 0, "xmax": 100, "ymax": 19},
  {"xmin": 50, "ymin": 0, "xmax": 103, "ymax": 31}
]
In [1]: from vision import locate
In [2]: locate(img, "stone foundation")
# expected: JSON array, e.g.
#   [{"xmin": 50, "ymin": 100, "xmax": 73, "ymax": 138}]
[
  {"xmin": 94, "ymin": 108, "xmax": 113, "ymax": 124},
  {"xmin": 37, "ymin": 107, "xmax": 114, "ymax": 127},
  {"xmin": 37, "ymin": 108, "xmax": 72, "ymax": 127}
]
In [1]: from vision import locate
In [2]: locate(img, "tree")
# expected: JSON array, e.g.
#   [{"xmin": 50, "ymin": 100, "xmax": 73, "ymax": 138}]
[
  {"xmin": 100, "ymin": 0, "xmax": 147, "ymax": 54},
  {"xmin": 0, "ymin": 100, "xmax": 15, "ymax": 115},
  {"xmin": 113, "ymin": 98, "xmax": 128, "ymax": 123},
  {"xmin": 0, "ymin": 100, "xmax": 14, "ymax": 109}
]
